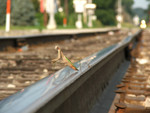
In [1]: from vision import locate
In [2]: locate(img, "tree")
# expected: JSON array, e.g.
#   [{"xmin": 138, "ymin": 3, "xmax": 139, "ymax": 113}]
[
  {"xmin": 145, "ymin": 4, "xmax": 150, "ymax": 22},
  {"xmin": 122, "ymin": 0, "xmax": 134, "ymax": 17},
  {"xmin": 93, "ymin": 0, "xmax": 117, "ymax": 25},
  {"xmin": 56, "ymin": 0, "xmax": 75, "ymax": 26},
  {"xmin": 133, "ymin": 8, "xmax": 147, "ymax": 20},
  {"xmin": 0, "ymin": 0, "xmax": 7, "ymax": 25},
  {"xmin": 31, "ymin": 0, "xmax": 40, "ymax": 12},
  {"xmin": 11, "ymin": 0, "xmax": 36, "ymax": 26},
  {"xmin": 60, "ymin": 0, "xmax": 74, "ymax": 17},
  {"xmin": 95, "ymin": 9, "xmax": 116, "ymax": 25}
]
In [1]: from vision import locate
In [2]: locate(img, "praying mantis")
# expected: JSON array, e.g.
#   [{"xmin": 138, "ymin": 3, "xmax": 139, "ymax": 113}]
[
  {"xmin": 46, "ymin": 46, "xmax": 94, "ymax": 85},
  {"xmin": 51, "ymin": 46, "xmax": 78, "ymax": 71},
  {"xmin": 46, "ymin": 46, "xmax": 78, "ymax": 85}
]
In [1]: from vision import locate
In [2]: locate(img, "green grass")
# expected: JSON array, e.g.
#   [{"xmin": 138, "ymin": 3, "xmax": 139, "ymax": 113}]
[
  {"xmin": 146, "ymin": 24, "xmax": 150, "ymax": 28},
  {"xmin": 57, "ymin": 25, "xmax": 104, "ymax": 29},
  {"xmin": 0, "ymin": 24, "xmax": 114, "ymax": 31},
  {"xmin": 122, "ymin": 22, "xmax": 135, "ymax": 28},
  {"xmin": 0, "ymin": 25, "xmax": 46, "ymax": 30},
  {"xmin": 0, "ymin": 25, "xmax": 102, "ymax": 30},
  {"xmin": 57, "ymin": 25, "xmax": 76, "ymax": 29}
]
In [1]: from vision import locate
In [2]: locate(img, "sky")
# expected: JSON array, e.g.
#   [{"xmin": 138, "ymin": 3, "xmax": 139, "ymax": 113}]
[{"xmin": 132, "ymin": 0, "xmax": 149, "ymax": 9}]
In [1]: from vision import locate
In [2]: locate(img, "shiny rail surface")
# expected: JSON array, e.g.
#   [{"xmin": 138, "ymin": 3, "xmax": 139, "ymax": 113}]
[
  {"xmin": 0, "ymin": 30, "xmax": 142, "ymax": 113},
  {"xmin": 0, "ymin": 29, "xmax": 129, "ymax": 100}
]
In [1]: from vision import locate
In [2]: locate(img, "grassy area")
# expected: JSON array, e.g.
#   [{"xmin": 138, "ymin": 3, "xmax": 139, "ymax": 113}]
[
  {"xmin": 0, "ymin": 22, "xmax": 114, "ymax": 31},
  {"xmin": 0, "ymin": 26, "xmax": 45, "ymax": 30},
  {"xmin": 122, "ymin": 22, "xmax": 135, "ymax": 28},
  {"xmin": 57, "ymin": 25, "xmax": 76, "ymax": 29},
  {"xmin": 57, "ymin": 25, "xmax": 104, "ymax": 29},
  {"xmin": 146, "ymin": 24, "xmax": 149, "ymax": 27},
  {"xmin": 0, "ymin": 25, "xmax": 105, "ymax": 30}
]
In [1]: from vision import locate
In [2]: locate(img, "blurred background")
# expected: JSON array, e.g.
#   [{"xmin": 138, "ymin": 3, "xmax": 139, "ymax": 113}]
[{"xmin": 0, "ymin": 0, "xmax": 150, "ymax": 30}]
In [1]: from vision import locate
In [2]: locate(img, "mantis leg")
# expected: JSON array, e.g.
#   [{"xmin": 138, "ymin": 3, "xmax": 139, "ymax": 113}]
[{"xmin": 51, "ymin": 49, "xmax": 61, "ymax": 63}]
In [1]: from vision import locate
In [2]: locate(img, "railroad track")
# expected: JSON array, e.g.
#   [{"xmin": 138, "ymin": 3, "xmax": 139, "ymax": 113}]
[
  {"xmin": 0, "ymin": 29, "xmax": 143, "ymax": 113},
  {"xmin": 0, "ymin": 29, "xmax": 131, "ymax": 100},
  {"xmin": 0, "ymin": 28, "xmax": 119, "ymax": 51},
  {"xmin": 108, "ymin": 30, "xmax": 150, "ymax": 113}
]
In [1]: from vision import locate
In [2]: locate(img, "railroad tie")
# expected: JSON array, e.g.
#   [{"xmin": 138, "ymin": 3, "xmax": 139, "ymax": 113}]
[{"xmin": 114, "ymin": 30, "xmax": 150, "ymax": 113}]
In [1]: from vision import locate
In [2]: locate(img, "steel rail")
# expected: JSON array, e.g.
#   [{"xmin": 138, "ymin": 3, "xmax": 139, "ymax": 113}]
[
  {"xmin": 0, "ymin": 30, "xmax": 142, "ymax": 113},
  {"xmin": 0, "ymin": 28, "xmax": 119, "ymax": 51}
]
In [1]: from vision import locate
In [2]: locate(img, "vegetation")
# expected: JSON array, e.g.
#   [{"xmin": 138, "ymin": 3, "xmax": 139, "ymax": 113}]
[
  {"xmin": 11, "ymin": 0, "xmax": 36, "ymax": 26},
  {"xmin": 61, "ymin": 0, "xmax": 118, "ymax": 26},
  {"xmin": 0, "ymin": 0, "xmax": 7, "ymax": 25},
  {"xmin": 60, "ymin": 0, "xmax": 74, "ymax": 16},
  {"xmin": 55, "ymin": 12, "xmax": 65, "ymax": 26},
  {"xmin": 93, "ymin": 0, "xmax": 117, "ymax": 26},
  {"xmin": 132, "ymin": 8, "xmax": 147, "ymax": 20},
  {"xmin": 31, "ymin": 0, "xmax": 40, "ymax": 12},
  {"xmin": 145, "ymin": 1, "xmax": 150, "ymax": 23},
  {"xmin": 122, "ymin": 0, "xmax": 134, "ymax": 17},
  {"xmin": 132, "ymin": 0, "xmax": 150, "ymax": 23},
  {"xmin": 0, "ymin": 0, "xmax": 36, "ymax": 26},
  {"xmin": 0, "ymin": 0, "xmax": 139, "ymax": 29}
]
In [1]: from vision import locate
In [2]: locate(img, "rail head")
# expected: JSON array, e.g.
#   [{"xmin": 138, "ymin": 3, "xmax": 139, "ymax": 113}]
[{"xmin": 0, "ymin": 30, "xmax": 142, "ymax": 113}]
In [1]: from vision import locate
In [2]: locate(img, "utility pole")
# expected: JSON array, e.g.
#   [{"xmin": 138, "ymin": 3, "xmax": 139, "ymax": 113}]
[{"xmin": 64, "ymin": 0, "xmax": 68, "ymax": 18}]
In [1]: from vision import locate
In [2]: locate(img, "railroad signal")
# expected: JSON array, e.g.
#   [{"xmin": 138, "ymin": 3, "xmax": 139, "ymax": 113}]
[
  {"xmin": 5, "ymin": 0, "xmax": 11, "ymax": 32},
  {"xmin": 52, "ymin": 46, "xmax": 78, "ymax": 71}
]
